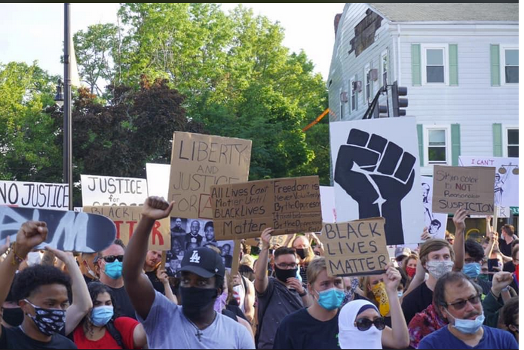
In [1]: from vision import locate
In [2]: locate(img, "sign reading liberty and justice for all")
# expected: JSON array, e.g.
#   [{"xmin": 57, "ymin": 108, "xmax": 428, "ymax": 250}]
[{"xmin": 210, "ymin": 176, "xmax": 322, "ymax": 240}]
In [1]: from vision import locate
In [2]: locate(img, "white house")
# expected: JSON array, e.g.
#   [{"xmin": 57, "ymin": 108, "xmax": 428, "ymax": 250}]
[{"xmin": 328, "ymin": 3, "xmax": 519, "ymax": 176}]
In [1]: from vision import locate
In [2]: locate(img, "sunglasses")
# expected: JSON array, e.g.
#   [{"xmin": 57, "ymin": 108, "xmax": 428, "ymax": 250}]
[
  {"xmin": 103, "ymin": 255, "xmax": 124, "ymax": 263},
  {"xmin": 447, "ymin": 294, "xmax": 481, "ymax": 310},
  {"xmin": 354, "ymin": 317, "xmax": 386, "ymax": 331}
]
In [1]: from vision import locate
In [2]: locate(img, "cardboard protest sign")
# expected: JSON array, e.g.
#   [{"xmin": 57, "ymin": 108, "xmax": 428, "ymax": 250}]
[
  {"xmin": 146, "ymin": 163, "xmax": 171, "ymax": 198},
  {"xmin": 319, "ymin": 218, "xmax": 388, "ymax": 276},
  {"xmin": 81, "ymin": 175, "xmax": 148, "ymax": 206},
  {"xmin": 84, "ymin": 206, "xmax": 170, "ymax": 251},
  {"xmin": 0, "ymin": 206, "xmax": 116, "ymax": 253},
  {"xmin": 0, "ymin": 180, "xmax": 69, "ymax": 210},
  {"xmin": 330, "ymin": 117, "xmax": 424, "ymax": 245},
  {"xmin": 432, "ymin": 166, "xmax": 495, "ymax": 214},
  {"xmin": 421, "ymin": 176, "xmax": 447, "ymax": 240},
  {"xmin": 459, "ymin": 156, "xmax": 519, "ymax": 207},
  {"xmin": 168, "ymin": 132, "xmax": 252, "ymax": 220},
  {"xmin": 211, "ymin": 176, "xmax": 322, "ymax": 240}
]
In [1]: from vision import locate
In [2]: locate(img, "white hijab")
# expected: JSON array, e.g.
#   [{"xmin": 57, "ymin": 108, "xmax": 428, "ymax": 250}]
[{"xmin": 338, "ymin": 299, "xmax": 383, "ymax": 349}]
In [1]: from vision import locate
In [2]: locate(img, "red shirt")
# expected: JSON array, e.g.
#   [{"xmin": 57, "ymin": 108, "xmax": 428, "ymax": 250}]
[{"xmin": 73, "ymin": 317, "xmax": 140, "ymax": 349}]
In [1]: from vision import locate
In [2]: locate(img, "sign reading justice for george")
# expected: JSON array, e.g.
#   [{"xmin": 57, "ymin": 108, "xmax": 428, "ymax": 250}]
[
  {"xmin": 319, "ymin": 218, "xmax": 389, "ymax": 276},
  {"xmin": 210, "ymin": 176, "xmax": 322, "ymax": 240}
]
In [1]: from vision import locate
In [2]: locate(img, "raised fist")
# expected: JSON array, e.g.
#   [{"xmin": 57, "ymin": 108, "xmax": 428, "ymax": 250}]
[{"xmin": 335, "ymin": 129, "xmax": 415, "ymax": 245}]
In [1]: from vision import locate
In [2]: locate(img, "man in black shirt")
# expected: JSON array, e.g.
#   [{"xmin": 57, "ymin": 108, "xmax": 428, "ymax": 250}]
[
  {"xmin": 0, "ymin": 221, "xmax": 77, "ymax": 349},
  {"xmin": 499, "ymin": 224, "xmax": 518, "ymax": 260},
  {"xmin": 143, "ymin": 250, "xmax": 165, "ymax": 293}
]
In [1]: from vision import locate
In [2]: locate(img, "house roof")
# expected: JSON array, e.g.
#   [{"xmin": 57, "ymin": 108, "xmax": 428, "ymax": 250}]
[{"xmin": 368, "ymin": 3, "xmax": 518, "ymax": 22}]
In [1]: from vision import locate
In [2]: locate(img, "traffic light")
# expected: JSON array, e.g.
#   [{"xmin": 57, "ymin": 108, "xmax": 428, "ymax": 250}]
[{"xmin": 391, "ymin": 81, "xmax": 408, "ymax": 117}]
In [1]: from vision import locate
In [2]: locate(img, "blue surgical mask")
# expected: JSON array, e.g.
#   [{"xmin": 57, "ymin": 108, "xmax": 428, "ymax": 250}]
[
  {"xmin": 462, "ymin": 262, "xmax": 481, "ymax": 279},
  {"xmin": 90, "ymin": 305, "xmax": 114, "ymax": 326},
  {"xmin": 315, "ymin": 288, "xmax": 345, "ymax": 310},
  {"xmin": 104, "ymin": 260, "xmax": 123, "ymax": 279},
  {"xmin": 446, "ymin": 309, "xmax": 485, "ymax": 334}
]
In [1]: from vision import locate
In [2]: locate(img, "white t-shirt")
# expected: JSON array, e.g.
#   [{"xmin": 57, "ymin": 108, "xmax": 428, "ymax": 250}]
[{"xmin": 138, "ymin": 291, "xmax": 255, "ymax": 349}]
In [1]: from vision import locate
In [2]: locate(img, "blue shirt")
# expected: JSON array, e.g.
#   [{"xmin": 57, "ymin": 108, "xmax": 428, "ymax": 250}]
[{"xmin": 418, "ymin": 325, "xmax": 518, "ymax": 349}]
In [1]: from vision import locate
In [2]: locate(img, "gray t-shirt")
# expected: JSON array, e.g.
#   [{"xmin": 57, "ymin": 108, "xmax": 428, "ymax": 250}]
[{"xmin": 138, "ymin": 291, "xmax": 255, "ymax": 349}]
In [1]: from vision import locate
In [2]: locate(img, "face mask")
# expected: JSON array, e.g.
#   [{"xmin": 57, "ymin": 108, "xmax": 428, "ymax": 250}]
[
  {"xmin": 426, "ymin": 260, "xmax": 454, "ymax": 280},
  {"xmin": 371, "ymin": 282, "xmax": 390, "ymax": 317},
  {"xmin": 296, "ymin": 249, "xmax": 309, "ymax": 260},
  {"xmin": 274, "ymin": 266, "xmax": 298, "ymax": 283},
  {"xmin": 315, "ymin": 288, "xmax": 345, "ymax": 310},
  {"xmin": 462, "ymin": 262, "xmax": 481, "ymax": 279},
  {"xmin": 446, "ymin": 309, "xmax": 485, "ymax": 334},
  {"xmin": 90, "ymin": 305, "xmax": 114, "ymax": 327},
  {"xmin": 478, "ymin": 274, "xmax": 490, "ymax": 282},
  {"xmin": 104, "ymin": 260, "xmax": 123, "ymax": 279},
  {"xmin": 213, "ymin": 291, "xmax": 228, "ymax": 313},
  {"xmin": 180, "ymin": 287, "xmax": 218, "ymax": 318},
  {"xmin": 405, "ymin": 266, "xmax": 417, "ymax": 278},
  {"xmin": 24, "ymin": 299, "xmax": 66, "ymax": 336},
  {"xmin": 2, "ymin": 307, "xmax": 24, "ymax": 327},
  {"xmin": 397, "ymin": 291, "xmax": 404, "ymax": 298}
]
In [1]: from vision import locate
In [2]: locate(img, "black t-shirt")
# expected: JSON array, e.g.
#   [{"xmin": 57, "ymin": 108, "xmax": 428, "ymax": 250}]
[
  {"xmin": 401, "ymin": 282, "xmax": 433, "ymax": 325},
  {"xmin": 108, "ymin": 285, "xmax": 137, "ymax": 320},
  {"xmin": 145, "ymin": 270, "xmax": 165, "ymax": 294},
  {"xmin": 498, "ymin": 238, "xmax": 513, "ymax": 257},
  {"xmin": 0, "ymin": 325, "xmax": 77, "ymax": 349},
  {"xmin": 273, "ymin": 308, "xmax": 339, "ymax": 349},
  {"xmin": 503, "ymin": 260, "xmax": 516, "ymax": 273}
]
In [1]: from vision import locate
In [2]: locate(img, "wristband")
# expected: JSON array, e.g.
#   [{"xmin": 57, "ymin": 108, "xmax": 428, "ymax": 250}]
[{"xmin": 9, "ymin": 243, "xmax": 25, "ymax": 266}]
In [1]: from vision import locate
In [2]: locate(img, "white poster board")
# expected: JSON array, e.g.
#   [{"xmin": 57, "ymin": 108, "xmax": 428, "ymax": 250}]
[
  {"xmin": 0, "ymin": 181, "xmax": 69, "ymax": 210},
  {"xmin": 330, "ymin": 117, "xmax": 424, "ymax": 245},
  {"xmin": 80, "ymin": 175, "xmax": 148, "ymax": 206},
  {"xmin": 421, "ymin": 176, "xmax": 447, "ymax": 240},
  {"xmin": 458, "ymin": 156, "xmax": 519, "ymax": 207},
  {"xmin": 146, "ymin": 163, "xmax": 171, "ymax": 199},
  {"xmin": 320, "ymin": 186, "xmax": 337, "ymax": 223}
]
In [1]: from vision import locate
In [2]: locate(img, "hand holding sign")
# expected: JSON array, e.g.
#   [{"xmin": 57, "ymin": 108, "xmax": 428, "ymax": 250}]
[{"xmin": 335, "ymin": 129, "xmax": 416, "ymax": 245}]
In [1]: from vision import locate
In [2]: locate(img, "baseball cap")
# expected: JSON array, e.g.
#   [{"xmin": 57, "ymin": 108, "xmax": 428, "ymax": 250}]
[
  {"xmin": 395, "ymin": 246, "xmax": 411, "ymax": 261},
  {"xmin": 180, "ymin": 247, "xmax": 225, "ymax": 278}
]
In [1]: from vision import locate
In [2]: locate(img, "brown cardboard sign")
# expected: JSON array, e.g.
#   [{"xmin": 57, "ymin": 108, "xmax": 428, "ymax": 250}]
[
  {"xmin": 319, "ymin": 218, "xmax": 388, "ymax": 276},
  {"xmin": 84, "ymin": 206, "xmax": 170, "ymax": 251},
  {"xmin": 211, "ymin": 176, "xmax": 322, "ymax": 240},
  {"xmin": 432, "ymin": 166, "xmax": 495, "ymax": 214},
  {"xmin": 168, "ymin": 132, "xmax": 252, "ymax": 220}
]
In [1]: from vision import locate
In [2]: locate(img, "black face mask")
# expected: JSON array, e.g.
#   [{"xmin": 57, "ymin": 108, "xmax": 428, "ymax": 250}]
[
  {"xmin": 2, "ymin": 307, "xmax": 24, "ymax": 327},
  {"xmin": 180, "ymin": 287, "xmax": 218, "ymax": 318},
  {"xmin": 274, "ymin": 266, "xmax": 298, "ymax": 283},
  {"xmin": 295, "ymin": 249, "xmax": 310, "ymax": 260}
]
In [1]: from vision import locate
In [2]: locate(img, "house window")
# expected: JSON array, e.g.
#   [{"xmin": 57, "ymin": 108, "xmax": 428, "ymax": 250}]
[
  {"xmin": 507, "ymin": 128, "xmax": 519, "ymax": 157},
  {"xmin": 422, "ymin": 44, "xmax": 448, "ymax": 85},
  {"xmin": 364, "ymin": 64, "xmax": 371, "ymax": 104},
  {"xmin": 504, "ymin": 48, "xmax": 519, "ymax": 84},
  {"xmin": 425, "ymin": 126, "xmax": 450, "ymax": 165},
  {"xmin": 381, "ymin": 49, "xmax": 388, "ymax": 87}
]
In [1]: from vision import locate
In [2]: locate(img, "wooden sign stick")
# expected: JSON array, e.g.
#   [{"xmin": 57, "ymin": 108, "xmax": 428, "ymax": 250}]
[{"xmin": 231, "ymin": 239, "xmax": 241, "ymax": 277}]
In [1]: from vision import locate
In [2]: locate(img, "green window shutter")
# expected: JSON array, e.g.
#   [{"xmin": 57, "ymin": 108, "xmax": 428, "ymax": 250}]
[
  {"xmin": 451, "ymin": 124, "xmax": 461, "ymax": 166},
  {"xmin": 412, "ymin": 44, "xmax": 421, "ymax": 86},
  {"xmin": 417, "ymin": 124, "xmax": 424, "ymax": 165},
  {"xmin": 490, "ymin": 45, "xmax": 500, "ymax": 86},
  {"xmin": 493, "ymin": 123, "xmax": 503, "ymax": 156},
  {"xmin": 449, "ymin": 44, "xmax": 458, "ymax": 86}
]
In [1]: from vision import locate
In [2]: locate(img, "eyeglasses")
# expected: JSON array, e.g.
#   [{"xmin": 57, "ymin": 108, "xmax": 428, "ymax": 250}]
[
  {"xmin": 103, "ymin": 255, "xmax": 124, "ymax": 263},
  {"xmin": 275, "ymin": 263, "xmax": 297, "ymax": 269},
  {"xmin": 446, "ymin": 294, "xmax": 481, "ymax": 310},
  {"xmin": 354, "ymin": 317, "xmax": 386, "ymax": 331}
]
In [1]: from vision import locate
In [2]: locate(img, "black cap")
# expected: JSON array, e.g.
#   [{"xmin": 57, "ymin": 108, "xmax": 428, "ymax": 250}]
[{"xmin": 180, "ymin": 247, "xmax": 225, "ymax": 278}]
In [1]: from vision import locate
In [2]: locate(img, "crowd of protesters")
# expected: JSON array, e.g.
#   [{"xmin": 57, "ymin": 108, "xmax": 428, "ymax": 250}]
[{"xmin": 0, "ymin": 196, "xmax": 519, "ymax": 349}]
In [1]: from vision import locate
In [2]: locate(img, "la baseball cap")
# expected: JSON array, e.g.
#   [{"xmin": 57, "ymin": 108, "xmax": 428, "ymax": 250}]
[{"xmin": 180, "ymin": 247, "xmax": 225, "ymax": 278}]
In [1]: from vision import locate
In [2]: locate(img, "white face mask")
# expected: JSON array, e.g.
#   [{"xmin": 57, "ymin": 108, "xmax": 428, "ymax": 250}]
[
  {"xmin": 445, "ymin": 309, "xmax": 485, "ymax": 334},
  {"xmin": 426, "ymin": 260, "xmax": 454, "ymax": 279}
]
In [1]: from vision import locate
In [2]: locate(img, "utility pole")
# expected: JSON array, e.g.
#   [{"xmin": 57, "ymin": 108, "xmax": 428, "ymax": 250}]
[{"xmin": 63, "ymin": 3, "xmax": 73, "ymax": 210}]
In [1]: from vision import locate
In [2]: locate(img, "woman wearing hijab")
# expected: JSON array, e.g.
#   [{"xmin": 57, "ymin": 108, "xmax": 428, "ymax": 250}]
[{"xmin": 338, "ymin": 265, "xmax": 409, "ymax": 349}]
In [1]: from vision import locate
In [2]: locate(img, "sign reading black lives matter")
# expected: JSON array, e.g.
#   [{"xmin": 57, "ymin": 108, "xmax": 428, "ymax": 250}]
[
  {"xmin": 211, "ymin": 176, "xmax": 322, "ymax": 240},
  {"xmin": 319, "ymin": 218, "xmax": 388, "ymax": 277},
  {"xmin": 432, "ymin": 166, "xmax": 495, "ymax": 214}
]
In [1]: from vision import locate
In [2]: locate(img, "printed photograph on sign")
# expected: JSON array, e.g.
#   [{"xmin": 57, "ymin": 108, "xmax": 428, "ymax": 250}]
[
  {"xmin": 459, "ymin": 156, "xmax": 519, "ymax": 207},
  {"xmin": 0, "ymin": 180, "xmax": 69, "ymax": 210},
  {"xmin": 421, "ymin": 176, "xmax": 447, "ymax": 240},
  {"xmin": 330, "ymin": 117, "xmax": 424, "ymax": 245},
  {"xmin": 80, "ymin": 174, "xmax": 148, "ymax": 206}
]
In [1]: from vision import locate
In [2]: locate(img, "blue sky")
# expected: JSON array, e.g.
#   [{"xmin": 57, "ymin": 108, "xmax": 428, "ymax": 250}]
[{"xmin": 0, "ymin": 3, "xmax": 344, "ymax": 81}]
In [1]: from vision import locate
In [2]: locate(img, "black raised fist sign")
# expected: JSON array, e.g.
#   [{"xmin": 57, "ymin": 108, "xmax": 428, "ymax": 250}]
[{"xmin": 335, "ymin": 129, "xmax": 416, "ymax": 245}]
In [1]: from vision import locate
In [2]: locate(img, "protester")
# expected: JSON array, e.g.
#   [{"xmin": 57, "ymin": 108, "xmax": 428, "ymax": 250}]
[
  {"xmin": 482, "ymin": 271, "xmax": 514, "ymax": 328},
  {"xmin": 291, "ymin": 234, "xmax": 315, "ymax": 285},
  {"xmin": 395, "ymin": 246, "xmax": 411, "ymax": 265},
  {"xmin": 401, "ymin": 253, "xmax": 418, "ymax": 280},
  {"xmin": 0, "ymin": 220, "xmax": 77, "ymax": 349},
  {"xmin": 79, "ymin": 252, "xmax": 99, "ymax": 284},
  {"xmin": 445, "ymin": 232, "xmax": 455, "ymax": 245},
  {"xmin": 417, "ymin": 272, "xmax": 518, "ymax": 349},
  {"xmin": 463, "ymin": 239, "xmax": 491, "ymax": 294},
  {"xmin": 122, "ymin": 196, "xmax": 254, "ymax": 348},
  {"xmin": 72, "ymin": 282, "xmax": 147, "ymax": 348},
  {"xmin": 408, "ymin": 301, "xmax": 447, "ymax": 348},
  {"xmin": 231, "ymin": 272, "xmax": 255, "ymax": 323},
  {"xmin": 215, "ymin": 272, "xmax": 253, "ymax": 338},
  {"xmin": 96, "ymin": 239, "xmax": 136, "ymax": 319},
  {"xmin": 503, "ymin": 243, "xmax": 518, "ymax": 274},
  {"xmin": 273, "ymin": 257, "xmax": 344, "ymax": 349},
  {"xmin": 498, "ymin": 296, "xmax": 518, "ymax": 342},
  {"xmin": 359, "ymin": 275, "xmax": 392, "ymax": 327},
  {"xmin": 255, "ymin": 227, "xmax": 310, "ymax": 349},
  {"xmin": 498, "ymin": 224, "xmax": 517, "ymax": 260},
  {"xmin": 143, "ymin": 249, "xmax": 164, "ymax": 293},
  {"xmin": 338, "ymin": 265, "xmax": 409, "ymax": 349},
  {"xmin": 1, "ymin": 276, "xmax": 23, "ymax": 329}
]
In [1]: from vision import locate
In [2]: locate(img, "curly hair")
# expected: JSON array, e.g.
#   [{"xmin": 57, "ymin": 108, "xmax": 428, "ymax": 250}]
[
  {"xmin": 465, "ymin": 239, "xmax": 485, "ymax": 262},
  {"xmin": 12, "ymin": 264, "xmax": 71, "ymax": 302}
]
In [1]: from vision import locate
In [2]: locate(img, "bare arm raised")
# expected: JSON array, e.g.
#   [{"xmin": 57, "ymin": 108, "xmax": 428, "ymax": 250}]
[
  {"xmin": 254, "ymin": 228, "xmax": 274, "ymax": 294},
  {"xmin": 122, "ymin": 197, "xmax": 174, "ymax": 320}
]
